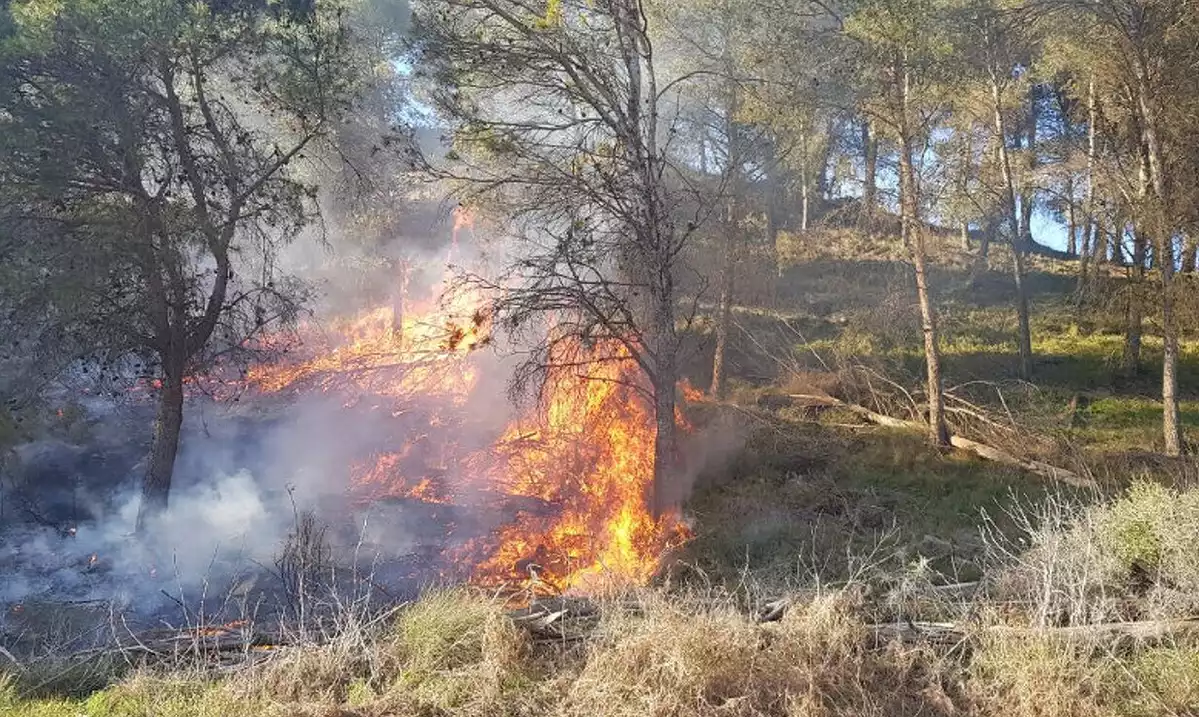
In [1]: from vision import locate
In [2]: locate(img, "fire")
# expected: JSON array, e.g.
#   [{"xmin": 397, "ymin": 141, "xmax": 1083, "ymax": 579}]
[
  {"xmin": 680, "ymin": 378, "xmax": 705, "ymax": 403},
  {"xmin": 231, "ymin": 219, "xmax": 688, "ymax": 594},
  {"xmin": 190, "ymin": 620, "xmax": 249, "ymax": 638},
  {"xmin": 466, "ymin": 340, "xmax": 686, "ymax": 593},
  {"xmin": 244, "ymin": 287, "xmax": 490, "ymax": 402},
  {"xmin": 349, "ymin": 451, "xmax": 453, "ymax": 504}
]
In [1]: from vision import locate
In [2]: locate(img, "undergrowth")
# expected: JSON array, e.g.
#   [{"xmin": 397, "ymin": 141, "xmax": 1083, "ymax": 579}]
[{"xmin": 9, "ymin": 480, "xmax": 1199, "ymax": 716}]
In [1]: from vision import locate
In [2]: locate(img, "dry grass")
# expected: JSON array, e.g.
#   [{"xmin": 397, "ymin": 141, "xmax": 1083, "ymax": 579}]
[
  {"xmin": 13, "ymin": 481, "xmax": 1199, "ymax": 716},
  {"xmin": 968, "ymin": 631, "xmax": 1117, "ymax": 717},
  {"xmin": 560, "ymin": 591, "xmax": 949, "ymax": 717},
  {"xmin": 9, "ymin": 582, "xmax": 1199, "ymax": 717}
]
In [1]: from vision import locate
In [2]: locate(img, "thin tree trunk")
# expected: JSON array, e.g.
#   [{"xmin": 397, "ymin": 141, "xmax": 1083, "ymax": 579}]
[
  {"xmin": 711, "ymin": 80, "xmax": 741, "ymax": 400},
  {"xmin": 959, "ymin": 127, "xmax": 972, "ymax": 251},
  {"xmin": 711, "ymin": 216, "xmax": 736, "ymax": 400},
  {"xmin": 1079, "ymin": 76, "xmax": 1098, "ymax": 280},
  {"xmin": 1123, "ymin": 227, "xmax": 1146, "ymax": 376},
  {"xmin": 1019, "ymin": 84, "xmax": 1038, "ymax": 247},
  {"xmin": 1135, "ymin": 69, "xmax": 1182, "ymax": 455},
  {"xmin": 1066, "ymin": 178, "xmax": 1077, "ymax": 256},
  {"xmin": 862, "ymin": 118, "xmax": 878, "ymax": 217},
  {"xmin": 990, "ymin": 76, "xmax": 1034, "ymax": 380},
  {"xmin": 800, "ymin": 122, "xmax": 811, "ymax": 232},
  {"xmin": 1182, "ymin": 235, "xmax": 1197, "ymax": 274},
  {"xmin": 1161, "ymin": 233, "xmax": 1181, "ymax": 455},
  {"xmin": 898, "ymin": 60, "xmax": 948, "ymax": 448},
  {"xmin": 815, "ymin": 118, "xmax": 835, "ymax": 201},
  {"xmin": 1092, "ymin": 224, "xmax": 1106, "ymax": 263},
  {"xmin": 391, "ymin": 259, "xmax": 408, "ymax": 339},
  {"xmin": 137, "ymin": 366, "xmax": 185, "ymax": 532},
  {"xmin": 1111, "ymin": 215, "xmax": 1126, "ymax": 265},
  {"xmin": 652, "ymin": 349, "xmax": 678, "ymax": 517}
]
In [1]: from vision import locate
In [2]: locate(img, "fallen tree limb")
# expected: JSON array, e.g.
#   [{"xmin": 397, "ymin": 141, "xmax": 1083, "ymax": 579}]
[
  {"xmin": 988, "ymin": 618, "xmax": 1199, "ymax": 643},
  {"xmin": 871, "ymin": 620, "xmax": 966, "ymax": 647},
  {"xmin": 789, "ymin": 394, "xmax": 1095, "ymax": 489}
]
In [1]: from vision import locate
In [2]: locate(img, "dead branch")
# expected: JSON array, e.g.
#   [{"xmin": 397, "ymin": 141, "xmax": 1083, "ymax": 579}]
[
  {"xmin": 0, "ymin": 645, "xmax": 22, "ymax": 671},
  {"xmin": 788, "ymin": 394, "xmax": 1095, "ymax": 489}
]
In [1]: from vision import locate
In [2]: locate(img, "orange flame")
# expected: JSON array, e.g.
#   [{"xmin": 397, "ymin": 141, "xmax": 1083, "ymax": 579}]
[
  {"xmin": 234, "ymin": 248, "xmax": 688, "ymax": 593},
  {"xmin": 466, "ymin": 339, "xmax": 688, "ymax": 593},
  {"xmin": 679, "ymin": 378, "xmax": 705, "ymax": 403}
]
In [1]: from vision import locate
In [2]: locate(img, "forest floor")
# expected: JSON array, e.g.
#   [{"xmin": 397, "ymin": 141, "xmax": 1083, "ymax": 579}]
[{"xmin": 9, "ymin": 239, "xmax": 1199, "ymax": 716}]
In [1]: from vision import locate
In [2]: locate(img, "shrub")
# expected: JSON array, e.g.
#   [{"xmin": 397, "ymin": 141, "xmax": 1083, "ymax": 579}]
[
  {"xmin": 990, "ymin": 481, "xmax": 1199, "ymax": 624},
  {"xmin": 969, "ymin": 632, "xmax": 1115, "ymax": 717}
]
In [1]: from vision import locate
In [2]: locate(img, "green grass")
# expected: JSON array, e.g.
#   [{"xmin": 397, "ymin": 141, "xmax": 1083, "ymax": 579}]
[{"xmin": 679, "ymin": 414, "xmax": 1056, "ymax": 588}]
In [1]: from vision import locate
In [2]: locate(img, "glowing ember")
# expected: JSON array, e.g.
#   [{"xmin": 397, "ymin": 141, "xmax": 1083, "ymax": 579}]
[{"xmin": 190, "ymin": 620, "xmax": 249, "ymax": 638}]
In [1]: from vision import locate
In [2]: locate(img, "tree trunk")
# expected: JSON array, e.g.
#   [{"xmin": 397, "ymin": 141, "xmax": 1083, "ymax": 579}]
[
  {"xmin": 391, "ymin": 259, "xmax": 408, "ymax": 339},
  {"xmin": 1135, "ymin": 69, "xmax": 1182, "ymax": 455},
  {"xmin": 1084, "ymin": 76, "xmax": 1098, "ymax": 258},
  {"xmin": 651, "ymin": 338, "xmax": 678, "ymax": 517},
  {"xmin": 1019, "ymin": 84, "xmax": 1039, "ymax": 247},
  {"xmin": 1182, "ymin": 234, "xmax": 1197, "ymax": 274},
  {"xmin": 1123, "ymin": 228, "xmax": 1146, "ymax": 376},
  {"xmin": 912, "ymin": 246, "xmax": 950, "ymax": 447},
  {"xmin": 979, "ymin": 216, "xmax": 994, "ymax": 265},
  {"xmin": 710, "ymin": 215, "xmax": 736, "ymax": 400},
  {"xmin": 991, "ymin": 77, "xmax": 1034, "ymax": 380},
  {"xmin": 137, "ymin": 366, "xmax": 185, "ymax": 532},
  {"xmin": 1161, "ymin": 234, "xmax": 1181, "ymax": 456},
  {"xmin": 711, "ymin": 79, "xmax": 742, "ymax": 399},
  {"xmin": 898, "ymin": 60, "xmax": 949, "ymax": 448},
  {"xmin": 862, "ymin": 118, "xmax": 878, "ymax": 217},
  {"xmin": 959, "ymin": 127, "xmax": 972, "ymax": 251},
  {"xmin": 799, "ymin": 123, "xmax": 811, "ymax": 232},
  {"xmin": 1066, "ymin": 178, "xmax": 1077, "ymax": 256},
  {"xmin": 815, "ymin": 119, "xmax": 835, "ymax": 201},
  {"xmin": 1111, "ymin": 217, "xmax": 1126, "ymax": 265}
]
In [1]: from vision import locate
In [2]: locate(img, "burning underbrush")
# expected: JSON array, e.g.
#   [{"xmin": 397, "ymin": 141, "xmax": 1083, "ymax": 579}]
[{"xmin": 231, "ymin": 280, "xmax": 693, "ymax": 596}]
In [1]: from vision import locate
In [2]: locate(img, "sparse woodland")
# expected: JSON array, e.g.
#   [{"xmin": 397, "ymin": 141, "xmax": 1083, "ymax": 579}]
[{"xmin": 4, "ymin": 0, "xmax": 1199, "ymax": 715}]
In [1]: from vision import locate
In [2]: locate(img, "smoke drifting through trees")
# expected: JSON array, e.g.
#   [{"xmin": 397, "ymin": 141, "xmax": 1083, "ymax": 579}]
[{"xmin": 3, "ymin": 0, "xmax": 1199, "ymax": 620}]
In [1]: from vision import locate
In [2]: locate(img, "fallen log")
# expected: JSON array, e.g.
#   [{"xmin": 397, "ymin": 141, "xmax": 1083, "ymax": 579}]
[
  {"xmin": 988, "ymin": 618, "xmax": 1199, "ymax": 644},
  {"xmin": 789, "ymin": 394, "xmax": 1095, "ymax": 489},
  {"xmin": 871, "ymin": 620, "xmax": 966, "ymax": 647}
]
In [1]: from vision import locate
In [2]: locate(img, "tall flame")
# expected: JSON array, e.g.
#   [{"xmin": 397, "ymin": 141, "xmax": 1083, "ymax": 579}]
[
  {"xmin": 466, "ymin": 340, "xmax": 686, "ymax": 592},
  {"xmin": 234, "ymin": 218, "xmax": 687, "ymax": 593}
]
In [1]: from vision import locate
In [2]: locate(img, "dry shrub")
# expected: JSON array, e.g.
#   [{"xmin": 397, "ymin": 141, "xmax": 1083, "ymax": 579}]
[
  {"xmin": 0, "ymin": 672, "xmax": 17, "ymax": 711},
  {"xmin": 386, "ymin": 589, "xmax": 525, "ymax": 675},
  {"xmin": 990, "ymin": 481, "xmax": 1199, "ymax": 625},
  {"xmin": 240, "ymin": 589, "xmax": 527, "ymax": 714},
  {"xmin": 1120, "ymin": 644, "xmax": 1199, "ymax": 716},
  {"xmin": 560, "ymin": 592, "xmax": 948, "ymax": 717}
]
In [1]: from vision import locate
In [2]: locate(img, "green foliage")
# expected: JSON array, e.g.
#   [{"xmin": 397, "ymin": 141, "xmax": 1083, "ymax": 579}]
[
  {"xmin": 1098, "ymin": 480, "xmax": 1170, "ymax": 572},
  {"xmin": 1120, "ymin": 646, "xmax": 1199, "ymax": 716},
  {"xmin": 1095, "ymin": 481, "xmax": 1199, "ymax": 591},
  {"xmin": 389, "ymin": 589, "xmax": 516, "ymax": 675}
]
